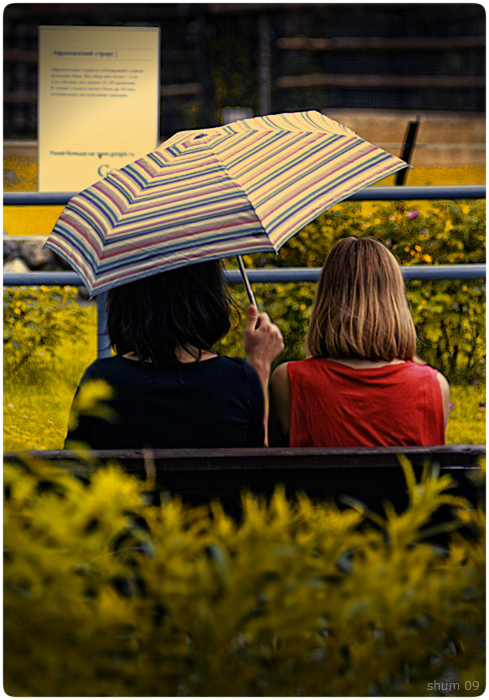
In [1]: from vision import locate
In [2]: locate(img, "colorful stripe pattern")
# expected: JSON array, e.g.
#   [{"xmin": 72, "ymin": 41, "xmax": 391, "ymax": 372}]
[{"xmin": 45, "ymin": 110, "xmax": 407, "ymax": 295}]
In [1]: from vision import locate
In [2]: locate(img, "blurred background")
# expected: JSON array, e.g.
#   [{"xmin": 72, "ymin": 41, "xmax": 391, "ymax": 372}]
[{"xmin": 3, "ymin": 2, "xmax": 485, "ymax": 231}]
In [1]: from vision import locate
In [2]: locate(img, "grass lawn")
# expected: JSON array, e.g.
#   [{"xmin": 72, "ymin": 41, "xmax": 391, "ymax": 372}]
[
  {"xmin": 3, "ymin": 306, "xmax": 485, "ymax": 450},
  {"xmin": 4, "ymin": 307, "xmax": 98, "ymax": 451},
  {"xmin": 445, "ymin": 383, "xmax": 486, "ymax": 445}
]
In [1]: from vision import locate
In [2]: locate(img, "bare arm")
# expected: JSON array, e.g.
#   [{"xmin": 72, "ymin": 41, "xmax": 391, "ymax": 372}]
[
  {"xmin": 415, "ymin": 356, "xmax": 450, "ymax": 432},
  {"xmin": 436, "ymin": 371, "xmax": 451, "ymax": 432},
  {"xmin": 268, "ymin": 362, "xmax": 291, "ymax": 447},
  {"xmin": 243, "ymin": 305, "xmax": 284, "ymax": 445}
]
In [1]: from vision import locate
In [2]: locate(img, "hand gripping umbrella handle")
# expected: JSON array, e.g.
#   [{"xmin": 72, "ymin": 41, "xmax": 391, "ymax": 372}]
[{"xmin": 237, "ymin": 255, "xmax": 258, "ymax": 309}]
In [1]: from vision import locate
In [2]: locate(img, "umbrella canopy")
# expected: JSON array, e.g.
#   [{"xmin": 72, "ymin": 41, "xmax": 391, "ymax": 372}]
[{"xmin": 45, "ymin": 110, "xmax": 408, "ymax": 296}]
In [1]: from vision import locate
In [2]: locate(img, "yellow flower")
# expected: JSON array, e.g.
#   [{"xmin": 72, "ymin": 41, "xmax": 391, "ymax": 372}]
[
  {"xmin": 415, "ymin": 245, "xmax": 422, "ymax": 252},
  {"xmin": 445, "ymin": 220, "xmax": 454, "ymax": 233},
  {"xmin": 423, "ymin": 254, "xmax": 432, "ymax": 263}
]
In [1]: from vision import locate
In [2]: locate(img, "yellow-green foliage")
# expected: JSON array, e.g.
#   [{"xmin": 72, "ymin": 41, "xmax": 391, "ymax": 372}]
[
  {"xmin": 446, "ymin": 385, "xmax": 486, "ymax": 446},
  {"xmin": 217, "ymin": 199, "xmax": 486, "ymax": 384},
  {"xmin": 4, "ymin": 302, "xmax": 97, "ymax": 451},
  {"xmin": 4, "ymin": 285, "xmax": 88, "ymax": 373},
  {"xmin": 4, "ymin": 458, "xmax": 485, "ymax": 696}
]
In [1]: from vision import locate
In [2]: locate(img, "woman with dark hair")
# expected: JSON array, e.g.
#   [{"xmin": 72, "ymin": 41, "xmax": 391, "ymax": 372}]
[
  {"xmin": 65, "ymin": 260, "xmax": 284, "ymax": 449},
  {"xmin": 268, "ymin": 237, "xmax": 450, "ymax": 447}
]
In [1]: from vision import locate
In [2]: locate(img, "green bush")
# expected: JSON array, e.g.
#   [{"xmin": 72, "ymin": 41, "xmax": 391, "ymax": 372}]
[
  {"xmin": 3, "ymin": 285, "xmax": 88, "ymax": 373},
  {"xmin": 216, "ymin": 200, "xmax": 486, "ymax": 383},
  {"xmin": 4, "ymin": 456, "xmax": 485, "ymax": 696},
  {"xmin": 4, "ymin": 303, "xmax": 97, "ymax": 451},
  {"xmin": 367, "ymin": 200, "xmax": 486, "ymax": 383}
]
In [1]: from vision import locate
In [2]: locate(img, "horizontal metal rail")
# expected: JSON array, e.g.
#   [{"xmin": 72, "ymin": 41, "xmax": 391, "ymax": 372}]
[
  {"xmin": 3, "ymin": 265, "xmax": 487, "ymax": 288},
  {"xmin": 2, "ymin": 184, "xmax": 486, "ymax": 205},
  {"xmin": 4, "ymin": 265, "xmax": 486, "ymax": 359}
]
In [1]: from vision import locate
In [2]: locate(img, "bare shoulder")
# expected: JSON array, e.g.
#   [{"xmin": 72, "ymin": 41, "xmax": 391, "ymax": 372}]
[
  {"xmin": 270, "ymin": 362, "xmax": 291, "ymax": 398},
  {"xmin": 271, "ymin": 361, "xmax": 289, "ymax": 383},
  {"xmin": 436, "ymin": 371, "xmax": 451, "ymax": 430},
  {"xmin": 268, "ymin": 362, "xmax": 291, "ymax": 447},
  {"xmin": 436, "ymin": 371, "xmax": 450, "ymax": 399}
]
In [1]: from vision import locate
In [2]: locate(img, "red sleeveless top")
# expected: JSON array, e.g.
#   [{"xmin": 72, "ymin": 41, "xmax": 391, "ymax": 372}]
[{"xmin": 288, "ymin": 358, "xmax": 445, "ymax": 447}]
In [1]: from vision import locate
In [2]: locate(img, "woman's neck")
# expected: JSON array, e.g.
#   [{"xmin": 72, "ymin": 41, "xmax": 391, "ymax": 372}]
[
  {"xmin": 122, "ymin": 346, "xmax": 217, "ymax": 363},
  {"xmin": 175, "ymin": 346, "xmax": 217, "ymax": 363},
  {"xmin": 325, "ymin": 357, "xmax": 406, "ymax": 369}
]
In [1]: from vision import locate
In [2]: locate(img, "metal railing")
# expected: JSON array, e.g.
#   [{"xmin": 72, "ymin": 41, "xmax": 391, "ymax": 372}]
[
  {"xmin": 3, "ymin": 184, "xmax": 486, "ymax": 205},
  {"xmin": 4, "ymin": 185, "xmax": 486, "ymax": 358}
]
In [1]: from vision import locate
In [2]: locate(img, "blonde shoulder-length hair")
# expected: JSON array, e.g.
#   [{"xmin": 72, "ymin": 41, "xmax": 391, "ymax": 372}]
[{"xmin": 306, "ymin": 236, "xmax": 416, "ymax": 361}]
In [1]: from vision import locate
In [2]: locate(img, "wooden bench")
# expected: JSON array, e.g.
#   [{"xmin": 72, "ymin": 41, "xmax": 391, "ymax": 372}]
[{"xmin": 5, "ymin": 445, "xmax": 485, "ymax": 530}]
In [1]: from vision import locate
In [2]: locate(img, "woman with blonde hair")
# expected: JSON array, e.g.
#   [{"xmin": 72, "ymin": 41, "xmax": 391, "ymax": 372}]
[{"xmin": 268, "ymin": 236, "xmax": 450, "ymax": 447}]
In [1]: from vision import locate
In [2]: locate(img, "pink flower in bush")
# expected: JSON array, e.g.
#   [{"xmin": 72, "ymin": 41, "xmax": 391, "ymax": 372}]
[{"xmin": 406, "ymin": 210, "xmax": 419, "ymax": 219}]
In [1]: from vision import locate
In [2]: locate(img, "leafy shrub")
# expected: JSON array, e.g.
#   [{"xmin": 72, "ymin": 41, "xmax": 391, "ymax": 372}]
[
  {"xmin": 4, "ymin": 456, "xmax": 485, "ymax": 696},
  {"xmin": 367, "ymin": 200, "xmax": 486, "ymax": 383},
  {"xmin": 216, "ymin": 200, "xmax": 486, "ymax": 383},
  {"xmin": 3, "ymin": 285, "xmax": 88, "ymax": 373},
  {"xmin": 4, "ymin": 304, "xmax": 97, "ymax": 451}
]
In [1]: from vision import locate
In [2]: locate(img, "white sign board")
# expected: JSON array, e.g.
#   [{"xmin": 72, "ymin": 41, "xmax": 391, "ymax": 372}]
[{"xmin": 38, "ymin": 26, "xmax": 160, "ymax": 192}]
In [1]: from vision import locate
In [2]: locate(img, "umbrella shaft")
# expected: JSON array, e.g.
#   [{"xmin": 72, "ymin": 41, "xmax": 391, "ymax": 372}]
[{"xmin": 237, "ymin": 256, "xmax": 258, "ymax": 308}]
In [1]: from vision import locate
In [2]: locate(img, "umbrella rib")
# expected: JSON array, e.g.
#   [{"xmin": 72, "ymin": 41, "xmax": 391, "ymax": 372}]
[
  {"xmin": 46, "ymin": 227, "xmax": 100, "ymax": 278},
  {"xmin": 77, "ymin": 190, "xmax": 120, "ymax": 227},
  {"xmin": 265, "ymin": 154, "xmax": 407, "ymax": 244},
  {"xmin": 97, "ymin": 233, "xmax": 273, "ymax": 271},
  {"xmin": 233, "ymin": 135, "xmax": 360, "ymax": 189},
  {"xmin": 101, "ymin": 217, "xmax": 267, "ymax": 250},
  {"xmin": 254, "ymin": 147, "xmax": 396, "ymax": 213},
  {"xmin": 218, "ymin": 132, "xmax": 316, "ymax": 178}
]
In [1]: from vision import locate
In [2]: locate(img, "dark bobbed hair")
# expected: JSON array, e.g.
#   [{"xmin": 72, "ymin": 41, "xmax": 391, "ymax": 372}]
[{"xmin": 107, "ymin": 260, "xmax": 235, "ymax": 366}]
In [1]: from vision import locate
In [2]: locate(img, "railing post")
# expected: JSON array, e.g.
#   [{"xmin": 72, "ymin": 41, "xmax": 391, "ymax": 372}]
[{"xmin": 96, "ymin": 292, "xmax": 111, "ymax": 358}]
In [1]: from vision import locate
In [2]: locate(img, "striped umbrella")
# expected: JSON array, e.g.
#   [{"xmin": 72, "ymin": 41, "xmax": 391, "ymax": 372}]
[{"xmin": 45, "ymin": 110, "xmax": 408, "ymax": 298}]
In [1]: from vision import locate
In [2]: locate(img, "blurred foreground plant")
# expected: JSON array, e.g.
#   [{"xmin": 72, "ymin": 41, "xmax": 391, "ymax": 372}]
[{"xmin": 4, "ymin": 456, "xmax": 485, "ymax": 696}]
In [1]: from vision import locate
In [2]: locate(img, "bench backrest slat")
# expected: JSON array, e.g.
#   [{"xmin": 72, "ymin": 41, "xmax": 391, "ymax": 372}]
[{"xmin": 4, "ymin": 444, "xmax": 485, "ymax": 471}]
